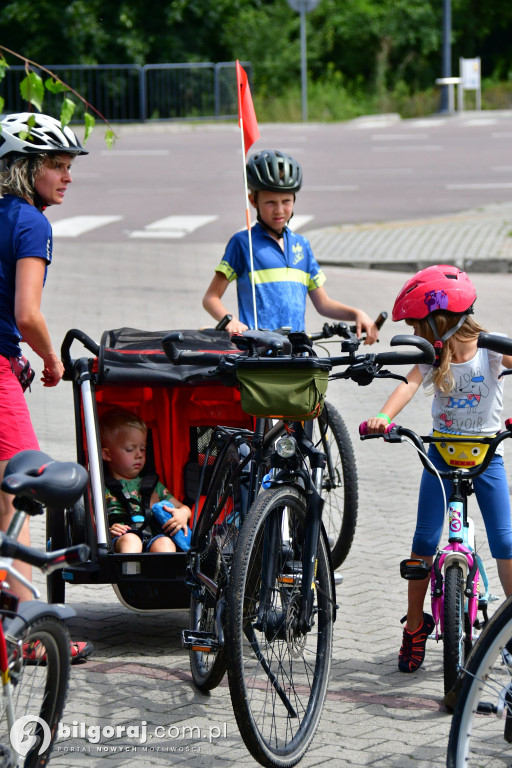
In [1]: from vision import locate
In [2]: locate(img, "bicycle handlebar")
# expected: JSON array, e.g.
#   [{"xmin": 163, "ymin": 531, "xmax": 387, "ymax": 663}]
[
  {"xmin": 0, "ymin": 532, "xmax": 89, "ymax": 574},
  {"xmin": 162, "ymin": 329, "xmax": 293, "ymax": 366},
  {"xmin": 478, "ymin": 332, "xmax": 512, "ymax": 356},
  {"xmin": 359, "ymin": 421, "xmax": 512, "ymax": 479}
]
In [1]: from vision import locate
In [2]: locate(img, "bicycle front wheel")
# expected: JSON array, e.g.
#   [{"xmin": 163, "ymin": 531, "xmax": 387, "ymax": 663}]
[
  {"xmin": 312, "ymin": 401, "xmax": 358, "ymax": 570},
  {"xmin": 226, "ymin": 486, "xmax": 334, "ymax": 768},
  {"xmin": 447, "ymin": 595, "xmax": 512, "ymax": 767},
  {"xmin": 444, "ymin": 563, "xmax": 467, "ymax": 697},
  {"xmin": 0, "ymin": 614, "xmax": 71, "ymax": 768}
]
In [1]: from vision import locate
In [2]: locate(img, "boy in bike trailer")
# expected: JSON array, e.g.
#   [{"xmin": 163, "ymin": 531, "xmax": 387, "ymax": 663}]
[
  {"xmin": 202, "ymin": 149, "xmax": 378, "ymax": 343},
  {"xmin": 365, "ymin": 265, "xmax": 512, "ymax": 674},
  {"xmin": 100, "ymin": 409, "xmax": 192, "ymax": 553}
]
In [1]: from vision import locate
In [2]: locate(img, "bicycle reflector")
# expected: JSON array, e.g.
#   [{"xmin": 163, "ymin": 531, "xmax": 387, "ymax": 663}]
[{"xmin": 400, "ymin": 558, "xmax": 431, "ymax": 581}]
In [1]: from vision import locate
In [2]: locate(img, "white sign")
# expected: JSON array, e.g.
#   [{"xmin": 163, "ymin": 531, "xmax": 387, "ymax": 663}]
[
  {"xmin": 461, "ymin": 58, "xmax": 481, "ymax": 90},
  {"xmin": 286, "ymin": 0, "xmax": 321, "ymax": 12}
]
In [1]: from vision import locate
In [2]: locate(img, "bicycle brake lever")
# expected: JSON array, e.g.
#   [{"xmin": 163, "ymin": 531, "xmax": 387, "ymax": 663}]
[{"xmin": 373, "ymin": 370, "xmax": 408, "ymax": 384}]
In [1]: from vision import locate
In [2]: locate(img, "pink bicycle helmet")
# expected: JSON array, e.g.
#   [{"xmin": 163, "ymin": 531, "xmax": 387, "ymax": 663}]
[{"xmin": 392, "ymin": 265, "xmax": 476, "ymax": 322}]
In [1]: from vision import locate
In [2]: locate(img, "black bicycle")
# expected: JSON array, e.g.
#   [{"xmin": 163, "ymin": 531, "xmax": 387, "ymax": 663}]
[{"xmin": 164, "ymin": 327, "xmax": 433, "ymax": 768}]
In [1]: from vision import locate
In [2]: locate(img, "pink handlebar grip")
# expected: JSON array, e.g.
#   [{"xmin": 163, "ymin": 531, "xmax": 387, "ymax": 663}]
[{"xmin": 359, "ymin": 421, "xmax": 369, "ymax": 436}]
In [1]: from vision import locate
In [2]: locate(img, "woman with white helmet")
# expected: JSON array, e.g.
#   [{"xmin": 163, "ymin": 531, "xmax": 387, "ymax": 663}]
[{"xmin": 0, "ymin": 112, "xmax": 92, "ymax": 660}]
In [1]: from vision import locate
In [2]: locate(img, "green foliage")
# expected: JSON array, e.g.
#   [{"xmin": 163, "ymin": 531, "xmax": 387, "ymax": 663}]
[{"xmin": 1, "ymin": 0, "xmax": 511, "ymax": 120}]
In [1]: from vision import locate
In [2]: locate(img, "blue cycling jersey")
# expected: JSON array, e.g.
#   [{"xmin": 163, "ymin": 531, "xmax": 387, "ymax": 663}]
[
  {"xmin": 216, "ymin": 223, "xmax": 326, "ymax": 332},
  {"xmin": 0, "ymin": 195, "xmax": 52, "ymax": 357}
]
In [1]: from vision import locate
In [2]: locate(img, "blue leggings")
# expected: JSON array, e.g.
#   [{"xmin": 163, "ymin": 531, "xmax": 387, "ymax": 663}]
[{"xmin": 412, "ymin": 445, "xmax": 512, "ymax": 559}]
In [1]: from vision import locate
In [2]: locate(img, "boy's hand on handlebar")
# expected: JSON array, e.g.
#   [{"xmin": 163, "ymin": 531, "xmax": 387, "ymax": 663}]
[
  {"xmin": 355, "ymin": 311, "xmax": 379, "ymax": 345},
  {"xmin": 226, "ymin": 318, "xmax": 249, "ymax": 334}
]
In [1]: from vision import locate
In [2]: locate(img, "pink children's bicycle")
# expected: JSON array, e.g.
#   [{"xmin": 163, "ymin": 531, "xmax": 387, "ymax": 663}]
[{"xmin": 360, "ymin": 420, "xmax": 509, "ymax": 697}]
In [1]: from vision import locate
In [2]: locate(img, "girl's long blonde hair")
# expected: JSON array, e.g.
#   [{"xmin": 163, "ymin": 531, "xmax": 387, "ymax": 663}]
[{"xmin": 407, "ymin": 311, "xmax": 486, "ymax": 394}]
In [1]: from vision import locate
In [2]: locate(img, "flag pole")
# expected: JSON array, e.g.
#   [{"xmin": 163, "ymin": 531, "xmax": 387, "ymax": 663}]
[
  {"xmin": 236, "ymin": 60, "xmax": 259, "ymax": 330},
  {"xmin": 239, "ymin": 118, "xmax": 258, "ymax": 330}
]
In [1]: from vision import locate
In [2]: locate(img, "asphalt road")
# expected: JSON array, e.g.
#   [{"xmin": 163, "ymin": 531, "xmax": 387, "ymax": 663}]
[{"xmin": 44, "ymin": 111, "xmax": 512, "ymax": 246}]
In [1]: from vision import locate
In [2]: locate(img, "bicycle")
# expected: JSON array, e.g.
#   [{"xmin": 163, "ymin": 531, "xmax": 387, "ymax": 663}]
[
  {"xmin": 163, "ymin": 327, "xmax": 433, "ymax": 768},
  {"xmin": 445, "ymin": 330, "xmax": 512, "ymax": 768},
  {"xmin": 306, "ymin": 311, "xmax": 388, "ymax": 570},
  {"xmin": 0, "ymin": 449, "xmax": 89, "ymax": 768},
  {"xmin": 359, "ymin": 418, "xmax": 511, "ymax": 698}
]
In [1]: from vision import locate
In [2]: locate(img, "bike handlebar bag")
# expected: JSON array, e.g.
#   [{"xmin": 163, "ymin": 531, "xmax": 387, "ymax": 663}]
[{"xmin": 235, "ymin": 357, "xmax": 331, "ymax": 421}]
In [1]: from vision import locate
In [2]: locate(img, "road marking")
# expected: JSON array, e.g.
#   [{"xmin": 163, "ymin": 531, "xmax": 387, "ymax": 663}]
[
  {"xmin": 372, "ymin": 133, "xmax": 429, "ymax": 141},
  {"xmin": 372, "ymin": 145, "xmax": 442, "ymax": 152},
  {"xmin": 339, "ymin": 168, "xmax": 413, "ymax": 176},
  {"xmin": 52, "ymin": 215, "xmax": 123, "ymax": 237},
  {"xmin": 446, "ymin": 182, "xmax": 512, "ymax": 190},
  {"xmin": 287, "ymin": 215, "xmax": 314, "ymax": 230},
  {"xmin": 462, "ymin": 118, "xmax": 497, "ymax": 126},
  {"xmin": 129, "ymin": 215, "xmax": 218, "ymax": 239}
]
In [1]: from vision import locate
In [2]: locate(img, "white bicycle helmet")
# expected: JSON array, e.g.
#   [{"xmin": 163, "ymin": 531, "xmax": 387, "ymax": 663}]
[{"xmin": 0, "ymin": 112, "xmax": 88, "ymax": 160}]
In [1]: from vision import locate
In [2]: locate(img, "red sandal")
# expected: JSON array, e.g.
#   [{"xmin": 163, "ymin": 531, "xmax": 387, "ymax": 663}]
[{"xmin": 23, "ymin": 639, "xmax": 93, "ymax": 665}]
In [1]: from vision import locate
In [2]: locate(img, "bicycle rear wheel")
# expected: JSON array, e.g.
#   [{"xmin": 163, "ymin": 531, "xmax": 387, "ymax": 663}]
[
  {"xmin": 226, "ymin": 486, "xmax": 334, "ymax": 768},
  {"xmin": 444, "ymin": 564, "xmax": 467, "ymax": 697},
  {"xmin": 189, "ymin": 440, "xmax": 246, "ymax": 691},
  {"xmin": 312, "ymin": 401, "xmax": 358, "ymax": 570},
  {"xmin": 0, "ymin": 614, "xmax": 70, "ymax": 768},
  {"xmin": 447, "ymin": 595, "xmax": 512, "ymax": 767}
]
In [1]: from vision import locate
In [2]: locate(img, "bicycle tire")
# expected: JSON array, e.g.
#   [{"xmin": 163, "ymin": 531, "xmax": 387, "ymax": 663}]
[
  {"xmin": 226, "ymin": 486, "xmax": 334, "ymax": 768},
  {"xmin": 0, "ymin": 614, "xmax": 71, "ymax": 768},
  {"xmin": 444, "ymin": 564, "xmax": 466, "ymax": 697},
  {"xmin": 189, "ymin": 441, "xmax": 245, "ymax": 691},
  {"xmin": 312, "ymin": 401, "xmax": 358, "ymax": 570},
  {"xmin": 447, "ymin": 595, "xmax": 512, "ymax": 767}
]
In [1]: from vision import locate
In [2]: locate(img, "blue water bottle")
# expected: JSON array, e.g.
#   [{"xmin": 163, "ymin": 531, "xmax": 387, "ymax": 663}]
[{"xmin": 152, "ymin": 502, "xmax": 191, "ymax": 552}]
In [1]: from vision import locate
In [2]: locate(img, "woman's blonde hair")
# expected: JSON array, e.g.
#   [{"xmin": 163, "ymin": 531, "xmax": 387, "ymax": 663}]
[
  {"xmin": 0, "ymin": 154, "xmax": 49, "ymax": 201},
  {"xmin": 407, "ymin": 311, "xmax": 486, "ymax": 394}
]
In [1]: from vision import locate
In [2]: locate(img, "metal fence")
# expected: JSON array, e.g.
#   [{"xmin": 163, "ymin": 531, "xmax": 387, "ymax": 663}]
[{"xmin": 3, "ymin": 61, "xmax": 253, "ymax": 123}]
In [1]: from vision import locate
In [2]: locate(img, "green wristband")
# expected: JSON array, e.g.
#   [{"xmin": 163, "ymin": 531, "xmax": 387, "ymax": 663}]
[{"xmin": 376, "ymin": 412, "xmax": 391, "ymax": 424}]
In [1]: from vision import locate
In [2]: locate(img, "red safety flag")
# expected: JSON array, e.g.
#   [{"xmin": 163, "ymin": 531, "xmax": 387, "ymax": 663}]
[{"xmin": 236, "ymin": 60, "xmax": 260, "ymax": 155}]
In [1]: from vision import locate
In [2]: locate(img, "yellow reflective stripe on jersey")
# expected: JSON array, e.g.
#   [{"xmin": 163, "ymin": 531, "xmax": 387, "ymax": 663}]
[{"xmin": 248, "ymin": 267, "xmax": 326, "ymax": 291}]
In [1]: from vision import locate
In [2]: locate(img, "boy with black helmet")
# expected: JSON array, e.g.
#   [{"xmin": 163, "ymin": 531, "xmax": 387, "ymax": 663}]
[{"xmin": 203, "ymin": 149, "xmax": 378, "ymax": 341}]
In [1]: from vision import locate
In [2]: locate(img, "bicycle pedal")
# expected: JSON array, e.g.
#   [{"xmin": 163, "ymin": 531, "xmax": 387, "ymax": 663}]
[
  {"xmin": 400, "ymin": 558, "xmax": 431, "ymax": 580},
  {"xmin": 181, "ymin": 630, "xmax": 221, "ymax": 653}
]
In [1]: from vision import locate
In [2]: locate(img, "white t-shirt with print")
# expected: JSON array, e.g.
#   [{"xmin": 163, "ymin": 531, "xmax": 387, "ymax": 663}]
[{"xmin": 418, "ymin": 346, "xmax": 504, "ymax": 436}]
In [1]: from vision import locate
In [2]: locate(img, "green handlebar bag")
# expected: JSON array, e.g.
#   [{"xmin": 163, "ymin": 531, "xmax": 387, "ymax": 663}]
[{"xmin": 236, "ymin": 357, "xmax": 331, "ymax": 421}]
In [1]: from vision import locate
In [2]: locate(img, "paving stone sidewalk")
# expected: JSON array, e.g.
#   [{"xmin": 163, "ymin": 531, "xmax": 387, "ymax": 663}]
[
  {"xmin": 308, "ymin": 201, "xmax": 512, "ymax": 272},
  {"xmin": 20, "ymin": 208, "xmax": 512, "ymax": 767}
]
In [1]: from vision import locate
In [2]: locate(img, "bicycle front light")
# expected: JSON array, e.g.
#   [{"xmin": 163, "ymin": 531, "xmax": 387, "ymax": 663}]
[{"xmin": 276, "ymin": 436, "xmax": 297, "ymax": 458}]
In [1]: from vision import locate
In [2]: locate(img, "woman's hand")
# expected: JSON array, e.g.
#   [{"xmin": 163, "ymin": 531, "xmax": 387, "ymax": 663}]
[{"xmin": 41, "ymin": 354, "xmax": 64, "ymax": 387}]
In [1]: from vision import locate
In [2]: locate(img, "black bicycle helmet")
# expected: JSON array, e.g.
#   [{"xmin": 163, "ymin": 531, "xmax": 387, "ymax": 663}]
[
  {"xmin": 246, "ymin": 150, "xmax": 302, "ymax": 193},
  {"xmin": 0, "ymin": 112, "xmax": 88, "ymax": 161}
]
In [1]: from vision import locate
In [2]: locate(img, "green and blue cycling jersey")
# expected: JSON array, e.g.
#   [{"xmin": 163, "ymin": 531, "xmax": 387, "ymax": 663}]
[{"xmin": 216, "ymin": 222, "xmax": 326, "ymax": 332}]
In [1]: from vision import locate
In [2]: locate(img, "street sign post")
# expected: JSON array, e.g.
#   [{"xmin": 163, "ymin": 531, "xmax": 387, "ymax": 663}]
[{"xmin": 286, "ymin": 0, "xmax": 321, "ymax": 121}]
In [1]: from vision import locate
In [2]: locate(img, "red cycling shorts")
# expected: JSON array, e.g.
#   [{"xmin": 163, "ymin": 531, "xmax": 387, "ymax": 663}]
[{"xmin": 0, "ymin": 356, "xmax": 39, "ymax": 461}]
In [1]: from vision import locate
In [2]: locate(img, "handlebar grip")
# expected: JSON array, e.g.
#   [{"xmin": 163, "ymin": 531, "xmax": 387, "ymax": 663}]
[
  {"xmin": 0, "ymin": 535, "xmax": 89, "ymax": 571},
  {"xmin": 478, "ymin": 332, "xmax": 512, "ymax": 356},
  {"xmin": 61, "ymin": 329, "xmax": 100, "ymax": 379},
  {"xmin": 215, "ymin": 314, "xmax": 233, "ymax": 331},
  {"xmin": 359, "ymin": 421, "xmax": 369, "ymax": 436},
  {"xmin": 359, "ymin": 421, "xmax": 396, "ymax": 437},
  {"xmin": 375, "ymin": 311, "xmax": 388, "ymax": 330}
]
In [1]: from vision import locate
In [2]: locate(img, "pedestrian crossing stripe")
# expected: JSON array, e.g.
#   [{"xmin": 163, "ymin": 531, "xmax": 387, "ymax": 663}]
[
  {"xmin": 52, "ymin": 215, "xmax": 123, "ymax": 237},
  {"xmin": 50, "ymin": 214, "xmax": 315, "ymax": 239},
  {"xmin": 129, "ymin": 215, "xmax": 218, "ymax": 239}
]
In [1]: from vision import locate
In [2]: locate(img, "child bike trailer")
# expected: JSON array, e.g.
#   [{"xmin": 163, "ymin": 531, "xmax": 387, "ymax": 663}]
[{"xmin": 46, "ymin": 327, "xmax": 254, "ymax": 611}]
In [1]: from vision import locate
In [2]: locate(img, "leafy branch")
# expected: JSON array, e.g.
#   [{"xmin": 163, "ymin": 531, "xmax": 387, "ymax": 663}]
[{"xmin": 0, "ymin": 45, "xmax": 118, "ymax": 147}]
